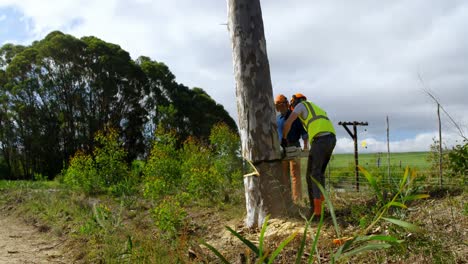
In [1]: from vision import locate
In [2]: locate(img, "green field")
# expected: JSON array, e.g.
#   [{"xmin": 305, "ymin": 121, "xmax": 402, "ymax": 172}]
[
  {"xmin": 297, "ymin": 151, "xmax": 434, "ymax": 191},
  {"xmin": 329, "ymin": 151, "xmax": 431, "ymax": 170}
]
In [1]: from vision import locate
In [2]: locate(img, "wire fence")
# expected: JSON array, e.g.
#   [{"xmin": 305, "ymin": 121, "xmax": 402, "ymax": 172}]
[{"xmin": 296, "ymin": 153, "xmax": 466, "ymax": 194}]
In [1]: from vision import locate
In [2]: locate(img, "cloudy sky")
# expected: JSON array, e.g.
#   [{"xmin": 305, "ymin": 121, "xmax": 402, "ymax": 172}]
[{"xmin": 1, "ymin": 0, "xmax": 467, "ymax": 153}]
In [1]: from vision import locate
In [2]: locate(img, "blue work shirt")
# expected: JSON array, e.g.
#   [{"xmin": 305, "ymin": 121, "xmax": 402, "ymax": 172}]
[{"xmin": 277, "ymin": 110, "xmax": 308, "ymax": 147}]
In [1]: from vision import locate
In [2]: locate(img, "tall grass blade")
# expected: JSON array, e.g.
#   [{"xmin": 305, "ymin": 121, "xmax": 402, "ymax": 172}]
[
  {"xmin": 355, "ymin": 235, "xmax": 404, "ymax": 243},
  {"xmin": 126, "ymin": 235, "xmax": 133, "ymax": 253},
  {"xmin": 359, "ymin": 165, "xmax": 383, "ymax": 201},
  {"xmin": 404, "ymin": 194, "xmax": 430, "ymax": 201},
  {"xmin": 310, "ymin": 177, "xmax": 340, "ymax": 237},
  {"xmin": 382, "ymin": 217, "xmax": 423, "ymax": 233},
  {"xmin": 259, "ymin": 215, "xmax": 270, "ymax": 260},
  {"xmin": 225, "ymin": 226, "xmax": 260, "ymax": 255},
  {"xmin": 387, "ymin": 201, "xmax": 407, "ymax": 209},
  {"xmin": 308, "ymin": 205, "xmax": 325, "ymax": 264},
  {"xmin": 410, "ymin": 168, "xmax": 418, "ymax": 181},
  {"xmin": 267, "ymin": 232, "xmax": 298, "ymax": 264},
  {"xmin": 400, "ymin": 166, "xmax": 410, "ymax": 189},
  {"xmin": 355, "ymin": 235, "xmax": 402, "ymax": 243},
  {"xmin": 295, "ymin": 218, "xmax": 312, "ymax": 264},
  {"xmin": 339, "ymin": 243, "xmax": 392, "ymax": 259},
  {"xmin": 202, "ymin": 241, "xmax": 230, "ymax": 264},
  {"xmin": 332, "ymin": 238, "xmax": 356, "ymax": 262}
]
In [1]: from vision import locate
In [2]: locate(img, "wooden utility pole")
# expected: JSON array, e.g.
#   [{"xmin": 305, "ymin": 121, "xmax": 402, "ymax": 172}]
[
  {"xmin": 338, "ymin": 121, "xmax": 368, "ymax": 191},
  {"xmin": 227, "ymin": 0, "xmax": 293, "ymax": 228}
]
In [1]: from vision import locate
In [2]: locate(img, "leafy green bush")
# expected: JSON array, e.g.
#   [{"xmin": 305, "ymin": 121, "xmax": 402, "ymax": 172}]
[
  {"xmin": 447, "ymin": 139, "xmax": 467, "ymax": 180},
  {"xmin": 63, "ymin": 150, "xmax": 99, "ymax": 193},
  {"xmin": 209, "ymin": 123, "xmax": 243, "ymax": 202},
  {"xmin": 426, "ymin": 139, "xmax": 450, "ymax": 180},
  {"xmin": 180, "ymin": 136, "xmax": 223, "ymax": 201},
  {"xmin": 93, "ymin": 128, "xmax": 129, "ymax": 186},
  {"xmin": 143, "ymin": 128, "xmax": 181, "ymax": 200},
  {"xmin": 152, "ymin": 196, "xmax": 187, "ymax": 237},
  {"xmin": 63, "ymin": 127, "xmax": 131, "ymax": 195},
  {"xmin": 130, "ymin": 160, "xmax": 145, "ymax": 178},
  {"xmin": 144, "ymin": 123, "xmax": 243, "ymax": 204}
]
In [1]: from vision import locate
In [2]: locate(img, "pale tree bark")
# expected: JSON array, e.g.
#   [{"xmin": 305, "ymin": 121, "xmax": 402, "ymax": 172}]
[{"xmin": 227, "ymin": 0, "xmax": 293, "ymax": 229}]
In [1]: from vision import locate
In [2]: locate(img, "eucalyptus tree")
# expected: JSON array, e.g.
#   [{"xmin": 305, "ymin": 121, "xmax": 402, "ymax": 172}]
[
  {"xmin": 0, "ymin": 45, "xmax": 21, "ymax": 178},
  {"xmin": 227, "ymin": 0, "xmax": 293, "ymax": 228},
  {"xmin": 138, "ymin": 56, "xmax": 237, "ymax": 147},
  {"xmin": 0, "ymin": 31, "xmax": 237, "ymax": 179},
  {"xmin": 0, "ymin": 32, "xmax": 147, "ymax": 178},
  {"xmin": 81, "ymin": 35, "xmax": 147, "ymax": 160},
  {"xmin": 34, "ymin": 31, "xmax": 88, "ymax": 166},
  {"xmin": 2, "ymin": 46, "xmax": 47, "ymax": 178}
]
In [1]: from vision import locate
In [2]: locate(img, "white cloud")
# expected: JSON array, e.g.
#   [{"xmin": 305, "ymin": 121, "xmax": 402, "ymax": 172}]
[{"xmin": 0, "ymin": 0, "xmax": 467, "ymax": 153}]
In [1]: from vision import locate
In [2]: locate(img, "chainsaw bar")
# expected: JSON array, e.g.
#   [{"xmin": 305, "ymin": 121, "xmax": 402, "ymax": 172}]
[{"xmin": 281, "ymin": 146, "xmax": 308, "ymax": 160}]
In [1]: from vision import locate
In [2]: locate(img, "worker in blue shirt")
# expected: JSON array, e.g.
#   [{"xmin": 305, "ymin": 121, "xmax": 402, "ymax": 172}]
[{"xmin": 275, "ymin": 94, "xmax": 308, "ymax": 203}]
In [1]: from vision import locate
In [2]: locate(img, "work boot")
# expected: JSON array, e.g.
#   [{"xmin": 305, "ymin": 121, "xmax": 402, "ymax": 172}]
[{"xmin": 313, "ymin": 198, "xmax": 322, "ymax": 217}]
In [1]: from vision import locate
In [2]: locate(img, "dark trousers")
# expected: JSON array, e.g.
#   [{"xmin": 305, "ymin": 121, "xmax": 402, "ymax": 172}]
[{"xmin": 306, "ymin": 134, "xmax": 336, "ymax": 202}]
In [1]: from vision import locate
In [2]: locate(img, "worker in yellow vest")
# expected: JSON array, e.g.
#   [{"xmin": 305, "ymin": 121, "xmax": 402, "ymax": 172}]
[
  {"xmin": 275, "ymin": 94, "xmax": 308, "ymax": 203},
  {"xmin": 281, "ymin": 93, "xmax": 336, "ymax": 218}
]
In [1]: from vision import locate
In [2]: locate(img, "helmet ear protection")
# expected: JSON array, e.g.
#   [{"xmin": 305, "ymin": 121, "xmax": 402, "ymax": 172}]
[{"xmin": 290, "ymin": 93, "xmax": 306, "ymax": 109}]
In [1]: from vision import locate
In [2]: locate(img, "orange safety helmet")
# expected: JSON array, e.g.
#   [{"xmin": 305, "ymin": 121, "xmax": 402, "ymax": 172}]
[
  {"xmin": 274, "ymin": 94, "xmax": 288, "ymax": 105},
  {"xmin": 290, "ymin": 93, "xmax": 307, "ymax": 109},
  {"xmin": 293, "ymin": 93, "xmax": 306, "ymax": 100}
]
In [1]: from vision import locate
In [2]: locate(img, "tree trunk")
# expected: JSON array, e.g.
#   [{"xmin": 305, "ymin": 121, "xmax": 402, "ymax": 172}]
[{"xmin": 227, "ymin": 0, "xmax": 293, "ymax": 228}]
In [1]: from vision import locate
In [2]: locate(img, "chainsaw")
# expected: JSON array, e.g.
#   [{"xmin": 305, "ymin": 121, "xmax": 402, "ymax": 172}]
[{"xmin": 281, "ymin": 146, "xmax": 308, "ymax": 160}]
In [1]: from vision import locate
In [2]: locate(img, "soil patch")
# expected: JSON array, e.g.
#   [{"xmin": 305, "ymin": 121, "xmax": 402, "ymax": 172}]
[{"xmin": 0, "ymin": 213, "xmax": 69, "ymax": 264}]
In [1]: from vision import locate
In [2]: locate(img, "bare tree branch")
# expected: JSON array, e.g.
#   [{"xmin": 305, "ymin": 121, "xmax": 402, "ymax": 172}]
[{"xmin": 417, "ymin": 73, "xmax": 467, "ymax": 141}]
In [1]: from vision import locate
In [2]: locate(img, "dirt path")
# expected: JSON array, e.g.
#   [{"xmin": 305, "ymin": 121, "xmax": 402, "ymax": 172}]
[{"xmin": 0, "ymin": 215, "xmax": 68, "ymax": 264}]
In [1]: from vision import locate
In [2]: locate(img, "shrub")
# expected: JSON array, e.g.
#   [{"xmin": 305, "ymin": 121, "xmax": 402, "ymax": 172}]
[
  {"xmin": 180, "ymin": 136, "xmax": 223, "ymax": 202},
  {"xmin": 426, "ymin": 138, "xmax": 450, "ymax": 180},
  {"xmin": 144, "ymin": 124, "xmax": 243, "ymax": 204},
  {"xmin": 93, "ymin": 128, "xmax": 129, "ymax": 186},
  {"xmin": 63, "ymin": 150, "xmax": 99, "ymax": 194},
  {"xmin": 63, "ymin": 127, "xmax": 130, "ymax": 195},
  {"xmin": 152, "ymin": 196, "xmax": 187, "ymax": 237},
  {"xmin": 447, "ymin": 139, "xmax": 467, "ymax": 180},
  {"xmin": 209, "ymin": 123, "xmax": 243, "ymax": 202},
  {"xmin": 143, "ymin": 128, "xmax": 181, "ymax": 200}
]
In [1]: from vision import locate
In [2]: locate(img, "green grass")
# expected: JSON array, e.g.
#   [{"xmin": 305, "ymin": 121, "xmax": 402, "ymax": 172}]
[
  {"xmin": 298, "ymin": 152, "xmax": 431, "ymax": 177},
  {"xmin": 0, "ymin": 175, "xmax": 465, "ymax": 263},
  {"xmin": 0, "ymin": 180, "xmax": 176, "ymax": 263},
  {"xmin": 329, "ymin": 152, "xmax": 431, "ymax": 170},
  {"xmin": 0, "ymin": 180, "xmax": 62, "ymax": 190},
  {"xmin": 296, "ymin": 152, "xmax": 433, "ymax": 193}
]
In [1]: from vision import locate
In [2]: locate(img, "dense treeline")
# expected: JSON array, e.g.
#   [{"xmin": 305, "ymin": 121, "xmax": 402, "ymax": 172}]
[{"xmin": 0, "ymin": 31, "xmax": 237, "ymax": 180}]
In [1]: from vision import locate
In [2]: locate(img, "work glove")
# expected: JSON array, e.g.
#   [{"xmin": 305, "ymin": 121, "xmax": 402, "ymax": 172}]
[{"xmin": 281, "ymin": 138, "xmax": 288, "ymax": 149}]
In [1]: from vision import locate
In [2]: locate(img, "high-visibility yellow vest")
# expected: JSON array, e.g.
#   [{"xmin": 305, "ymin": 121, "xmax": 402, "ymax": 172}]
[{"xmin": 298, "ymin": 101, "xmax": 336, "ymax": 140}]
